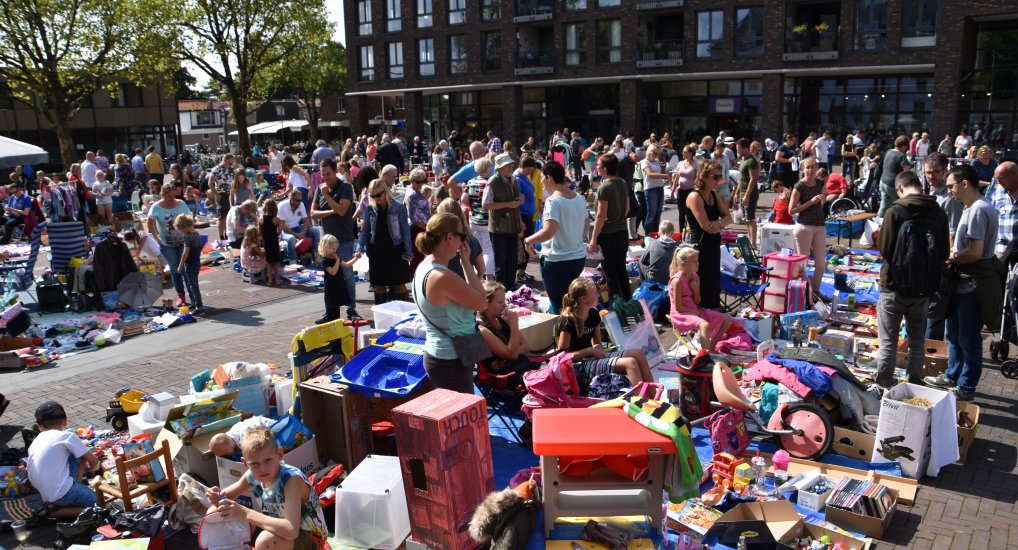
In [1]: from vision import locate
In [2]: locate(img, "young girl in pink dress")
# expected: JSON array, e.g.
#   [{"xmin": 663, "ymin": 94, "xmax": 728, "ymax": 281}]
[{"xmin": 668, "ymin": 246, "xmax": 734, "ymax": 352}]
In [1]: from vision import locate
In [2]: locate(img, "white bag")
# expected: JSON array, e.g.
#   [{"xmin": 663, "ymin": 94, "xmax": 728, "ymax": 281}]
[
  {"xmin": 859, "ymin": 218, "xmax": 881, "ymax": 248},
  {"xmin": 169, "ymin": 474, "xmax": 214, "ymax": 534}
]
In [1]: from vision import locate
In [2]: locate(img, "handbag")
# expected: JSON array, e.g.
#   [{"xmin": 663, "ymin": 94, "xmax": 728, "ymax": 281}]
[
  {"xmin": 705, "ymin": 408, "xmax": 750, "ymax": 456},
  {"xmin": 411, "ymin": 269, "xmax": 492, "ymax": 368}
]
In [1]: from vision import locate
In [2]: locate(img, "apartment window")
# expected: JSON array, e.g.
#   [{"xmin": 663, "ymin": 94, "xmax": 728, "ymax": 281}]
[
  {"xmin": 386, "ymin": 0, "xmax": 402, "ymax": 32},
  {"xmin": 194, "ymin": 111, "xmax": 217, "ymax": 127},
  {"xmin": 359, "ymin": 46, "xmax": 375, "ymax": 81},
  {"xmin": 449, "ymin": 0, "xmax": 466, "ymax": 25},
  {"xmin": 696, "ymin": 10, "xmax": 724, "ymax": 59},
  {"xmin": 418, "ymin": 38, "xmax": 435, "ymax": 76},
  {"xmin": 734, "ymin": 7, "xmax": 764, "ymax": 57},
  {"xmin": 275, "ymin": 104, "xmax": 286, "ymax": 118},
  {"xmin": 854, "ymin": 0, "xmax": 888, "ymax": 51},
  {"xmin": 202, "ymin": 133, "xmax": 211, "ymax": 140},
  {"xmin": 388, "ymin": 42, "xmax": 404, "ymax": 79},
  {"xmin": 337, "ymin": 97, "xmax": 347, "ymax": 113},
  {"xmin": 357, "ymin": 0, "xmax": 372, "ymax": 35},
  {"xmin": 597, "ymin": 0, "xmax": 619, "ymax": 7},
  {"xmin": 482, "ymin": 30, "xmax": 502, "ymax": 71},
  {"xmin": 482, "ymin": 0, "xmax": 500, "ymax": 20},
  {"xmin": 596, "ymin": 20, "xmax": 621, "ymax": 64},
  {"xmin": 417, "ymin": 0, "xmax": 433, "ymax": 27},
  {"xmin": 565, "ymin": 23, "xmax": 586, "ymax": 66},
  {"xmin": 449, "ymin": 34, "xmax": 468, "ymax": 74},
  {"xmin": 114, "ymin": 84, "xmax": 144, "ymax": 107},
  {"xmin": 901, "ymin": 0, "xmax": 937, "ymax": 47},
  {"xmin": 565, "ymin": 0, "xmax": 586, "ymax": 11}
]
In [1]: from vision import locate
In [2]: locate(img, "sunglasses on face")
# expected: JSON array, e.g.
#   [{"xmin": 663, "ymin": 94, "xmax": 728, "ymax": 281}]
[
  {"xmin": 453, "ymin": 231, "xmax": 468, "ymax": 241},
  {"xmin": 370, "ymin": 192, "xmax": 385, "ymax": 199},
  {"xmin": 709, "ymin": 173, "xmax": 724, "ymax": 180}
]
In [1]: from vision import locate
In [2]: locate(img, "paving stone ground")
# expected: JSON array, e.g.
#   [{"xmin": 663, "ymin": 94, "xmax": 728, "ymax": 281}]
[{"xmin": 1, "ymin": 194, "xmax": 1016, "ymax": 549}]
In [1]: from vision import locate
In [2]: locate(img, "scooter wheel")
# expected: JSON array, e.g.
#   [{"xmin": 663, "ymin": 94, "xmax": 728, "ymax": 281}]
[
  {"xmin": 777, "ymin": 402, "xmax": 833, "ymax": 460},
  {"xmin": 1001, "ymin": 360, "xmax": 1018, "ymax": 379}
]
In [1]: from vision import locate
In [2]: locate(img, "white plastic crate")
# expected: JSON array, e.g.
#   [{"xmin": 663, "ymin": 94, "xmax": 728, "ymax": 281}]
[
  {"xmin": 371, "ymin": 301, "xmax": 419, "ymax": 331},
  {"xmin": 333, "ymin": 455, "xmax": 410, "ymax": 550}
]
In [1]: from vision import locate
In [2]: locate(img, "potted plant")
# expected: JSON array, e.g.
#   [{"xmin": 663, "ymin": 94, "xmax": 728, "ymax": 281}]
[
  {"xmin": 813, "ymin": 22, "xmax": 830, "ymax": 34},
  {"xmin": 792, "ymin": 24, "xmax": 808, "ymax": 35}
]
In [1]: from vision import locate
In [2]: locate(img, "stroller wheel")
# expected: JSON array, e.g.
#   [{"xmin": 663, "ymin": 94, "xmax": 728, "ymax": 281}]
[{"xmin": 1001, "ymin": 360, "xmax": 1018, "ymax": 380}]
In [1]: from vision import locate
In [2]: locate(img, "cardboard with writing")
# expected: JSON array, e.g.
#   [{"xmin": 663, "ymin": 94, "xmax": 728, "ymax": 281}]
[
  {"xmin": 872, "ymin": 382, "xmax": 958, "ymax": 478},
  {"xmin": 154, "ymin": 391, "xmax": 241, "ymax": 485}
]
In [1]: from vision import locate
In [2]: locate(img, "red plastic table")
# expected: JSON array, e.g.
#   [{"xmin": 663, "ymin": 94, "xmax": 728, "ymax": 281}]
[{"xmin": 532, "ymin": 408, "xmax": 678, "ymax": 537}]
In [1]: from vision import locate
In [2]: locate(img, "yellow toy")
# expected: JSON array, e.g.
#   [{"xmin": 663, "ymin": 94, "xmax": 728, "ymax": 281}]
[{"xmin": 105, "ymin": 387, "xmax": 150, "ymax": 431}]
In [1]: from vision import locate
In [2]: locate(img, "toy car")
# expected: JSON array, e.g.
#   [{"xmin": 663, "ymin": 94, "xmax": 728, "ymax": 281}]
[
  {"xmin": 711, "ymin": 452, "xmax": 751, "ymax": 495},
  {"xmin": 105, "ymin": 387, "xmax": 149, "ymax": 432}
]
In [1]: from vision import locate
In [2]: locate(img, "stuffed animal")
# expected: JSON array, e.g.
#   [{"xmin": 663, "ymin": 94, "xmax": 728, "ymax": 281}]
[{"xmin": 468, "ymin": 478, "xmax": 539, "ymax": 550}]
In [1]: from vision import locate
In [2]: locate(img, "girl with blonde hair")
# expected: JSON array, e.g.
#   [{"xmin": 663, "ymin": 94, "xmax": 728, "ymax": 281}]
[{"xmin": 668, "ymin": 247, "xmax": 734, "ymax": 351}]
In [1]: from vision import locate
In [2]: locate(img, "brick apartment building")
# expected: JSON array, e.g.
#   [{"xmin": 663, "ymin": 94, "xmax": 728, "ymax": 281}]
[{"xmin": 343, "ymin": 0, "xmax": 1018, "ymax": 153}]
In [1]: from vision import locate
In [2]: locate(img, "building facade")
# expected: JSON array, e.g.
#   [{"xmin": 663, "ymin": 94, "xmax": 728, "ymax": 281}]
[
  {"xmin": 178, "ymin": 100, "xmax": 229, "ymax": 150},
  {"xmin": 344, "ymin": 0, "xmax": 1018, "ymax": 154}
]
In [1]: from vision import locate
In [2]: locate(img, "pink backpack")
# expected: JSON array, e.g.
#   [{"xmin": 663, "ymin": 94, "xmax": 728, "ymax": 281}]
[
  {"xmin": 705, "ymin": 409, "xmax": 750, "ymax": 456},
  {"xmin": 521, "ymin": 352, "xmax": 601, "ymax": 419}
]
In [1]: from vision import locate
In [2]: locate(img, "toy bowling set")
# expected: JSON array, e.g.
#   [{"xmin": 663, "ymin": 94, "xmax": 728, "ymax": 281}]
[{"xmin": 392, "ymin": 389, "xmax": 494, "ymax": 550}]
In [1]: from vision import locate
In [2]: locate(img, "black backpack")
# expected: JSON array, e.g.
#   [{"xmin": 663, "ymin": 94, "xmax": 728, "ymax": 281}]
[{"xmin": 890, "ymin": 204, "xmax": 948, "ymax": 298}]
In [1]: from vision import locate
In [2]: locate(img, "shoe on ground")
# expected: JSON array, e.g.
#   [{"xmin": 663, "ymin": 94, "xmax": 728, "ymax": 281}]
[
  {"xmin": 867, "ymin": 383, "xmax": 888, "ymax": 399},
  {"xmin": 906, "ymin": 377, "xmax": 927, "ymax": 386},
  {"xmin": 951, "ymin": 387, "xmax": 975, "ymax": 401},
  {"xmin": 517, "ymin": 273, "xmax": 536, "ymax": 283},
  {"xmin": 314, "ymin": 316, "xmax": 330, "ymax": 325},
  {"xmin": 174, "ymin": 296, "xmax": 186, "ymax": 307},
  {"xmin": 924, "ymin": 373, "xmax": 955, "ymax": 388},
  {"xmin": 347, "ymin": 310, "xmax": 363, "ymax": 322}
]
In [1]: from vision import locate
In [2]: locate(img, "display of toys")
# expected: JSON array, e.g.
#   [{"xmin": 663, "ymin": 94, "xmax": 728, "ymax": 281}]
[
  {"xmin": 0, "ymin": 466, "xmax": 30, "ymax": 498},
  {"xmin": 105, "ymin": 387, "xmax": 150, "ymax": 432},
  {"xmin": 711, "ymin": 452, "xmax": 750, "ymax": 495}
]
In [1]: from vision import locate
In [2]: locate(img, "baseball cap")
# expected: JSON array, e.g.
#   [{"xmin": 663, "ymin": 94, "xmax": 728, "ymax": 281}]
[
  {"xmin": 35, "ymin": 400, "xmax": 66, "ymax": 424},
  {"xmin": 494, "ymin": 153, "xmax": 515, "ymax": 169}
]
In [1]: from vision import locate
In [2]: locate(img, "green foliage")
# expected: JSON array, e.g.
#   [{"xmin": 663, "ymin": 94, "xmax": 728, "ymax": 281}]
[
  {"xmin": 270, "ymin": 40, "xmax": 347, "ymax": 136},
  {"xmin": 173, "ymin": 67, "xmax": 207, "ymax": 100}
]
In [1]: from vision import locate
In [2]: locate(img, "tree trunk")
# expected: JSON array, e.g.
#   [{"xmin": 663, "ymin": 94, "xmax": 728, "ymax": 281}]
[
  {"xmin": 304, "ymin": 95, "xmax": 320, "ymax": 143},
  {"xmin": 231, "ymin": 96, "xmax": 250, "ymax": 157},
  {"xmin": 52, "ymin": 116, "xmax": 77, "ymax": 170}
]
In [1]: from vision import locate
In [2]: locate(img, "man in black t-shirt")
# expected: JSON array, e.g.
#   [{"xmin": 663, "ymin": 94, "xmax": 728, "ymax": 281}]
[
  {"xmin": 311, "ymin": 158, "xmax": 361, "ymax": 320},
  {"xmin": 775, "ymin": 133, "xmax": 799, "ymax": 189}
]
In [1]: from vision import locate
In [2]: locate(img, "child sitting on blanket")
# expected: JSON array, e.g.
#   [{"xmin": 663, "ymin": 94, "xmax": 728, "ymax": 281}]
[
  {"xmin": 668, "ymin": 246, "xmax": 734, "ymax": 352},
  {"xmin": 26, "ymin": 401, "xmax": 99, "ymax": 518},
  {"xmin": 209, "ymin": 415, "xmax": 276, "ymax": 459},
  {"xmin": 240, "ymin": 225, "xmax": 267, "ymax": 278},
  {"xmin": 206, "ymin": 426, "xmax": 329, "ymax": 550}
]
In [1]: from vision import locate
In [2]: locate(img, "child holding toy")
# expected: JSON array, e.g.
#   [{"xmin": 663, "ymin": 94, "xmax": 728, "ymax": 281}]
[
  {"xmin": 26, "ymin": 401, "xmax": 99, "ymax": 518},
  {"xmin": 317, "ymin": 234, "xmax": 361, "ymax": 325},
  {"xmin": 557, "ymin": 277, "xmax": 654, "ymax": 389},
  {"xmin": 174, "ymin": 214, "xmax": 204, "ymax": 313},
  {"xmin": 240, "ymin": 225, "xmax": 267, "ymax": 279},
  {"xmin": 668, "ymin": 246, "xmax": 734, "ymax": 352},
  {"xmin": 206, "ymin": 426, "xmax": 328, "ymax": 549}
]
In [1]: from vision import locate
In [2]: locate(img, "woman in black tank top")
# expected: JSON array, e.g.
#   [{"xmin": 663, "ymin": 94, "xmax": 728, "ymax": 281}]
[{"xmin": 684, "ymin": 161, "xmax": 732, "ymax": 310}]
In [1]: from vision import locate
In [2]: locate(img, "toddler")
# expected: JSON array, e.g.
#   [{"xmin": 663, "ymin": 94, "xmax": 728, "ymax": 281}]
[
  {"xmin": 174, "ymin": 214, "xmax": 205, "ymax": 312},
  {"xmin": 123, "ymin": 229, "xmax": 167, "ymax": 267},
  {"xmin": 557, "ymin": 278, "xmax": 653, "ymax": 389},
  {"xmin": 26, "ymin": 401, "xmax": 99, "ymax": 518},
  {"xmin": 317, "ymin": 234, "xmax": 360, "ymax": 325},
  {"xmin": 92, "ymin": 170, "xmax": 115, "ymax": 225},
  {"xmin": 184, "ymin": 186, "xmax": 198, "ymax": 215},
  {"xmin": 770, "ymin": 180, "xmax": 793, "ymax": 224},
  {"xmin": 206, "ymin": 426, "xmax": 328, "ymax": 549},
  {"xmin": 240, "ymin": 225, "xmax": 267, "ymax": 278},
  {"xmin": 260, "ymin": 199, "xmax": 283, "ymax": 285},
  {"xmin": 668, "ymin": 247, "xmax": 734, "ymax": 352},
  {"xmin": 254, "ymin": 172, "xmax": 271, "ymax": 202}
]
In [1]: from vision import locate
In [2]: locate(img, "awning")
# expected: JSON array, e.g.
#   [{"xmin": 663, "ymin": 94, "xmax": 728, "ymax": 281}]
[
  {"xmin": 0, "ymin": 135, "xmax": 49, "ymax": 168},
  {"xmin": 319, "ymin": 120, "xmax": 350, "ymax": 128},
  {"xmin": 228, "ymin": 120, "xmax": 308, "ymax": 136},
  {"xmin": 285, "ymin": 120, "xmax": 308, "ymax": 130}
]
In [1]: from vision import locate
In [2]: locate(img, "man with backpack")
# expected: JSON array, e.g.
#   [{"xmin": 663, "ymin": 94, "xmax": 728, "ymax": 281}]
[{"xmin": 875, "ymin": 171, "xmax": 949, "ymax": 390}]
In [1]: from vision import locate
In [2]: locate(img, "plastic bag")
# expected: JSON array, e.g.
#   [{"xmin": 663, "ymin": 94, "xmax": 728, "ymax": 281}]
[
  {"xmin": 102, "ymin": 324, "xmax": 123, "ymax": 344},
  {"xmin": 169, "ymin": 474, "xmax": 213, "ymax": 534}
]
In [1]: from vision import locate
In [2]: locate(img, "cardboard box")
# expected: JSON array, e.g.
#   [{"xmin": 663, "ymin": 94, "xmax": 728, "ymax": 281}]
[
  {"xmin": 299, "ymin": 377, "xmax": 373, "ymax": 471},
  {"xmin": 790, "ymin": 522, "xmax": 872, "ymax": 550},
  {"xmin": 873, "ymin": 382, "xmax": 954, "ymax": 478},
  {"xmin": 797, "ymin": 474, "xmax": 836, "ymax": 513},
  {"xmin": 127, "ymin": 413, "xmax": 164, "ymax": 439},
  {"xmin": 956, "ymin": 402, "xmax": 980, "ymax": 465},
  {"xmin": 825, "ymin": 487, "xmax": 898, "ymax": 539},
  {"xmin": 215, "ymin": 438, "xmax": 319, "ymax": 508},
  {"xmin": 518, "ymin": 312, "xmax": 559, "ymax": 352},
  {"xmin": 273, "ymin": 379, "xmax": 293, "ymax": 416},
  {"xmin": 821, "ymin": 329, "xmax": 856, "ymax": 357},
  {"xmin": 154, "ymin": 391, "xmax": 242, "ymax": 485},
  {"xmin": 896, "ymin": 338, "xmax": 948, "ymax": 377},
  {"xmin": 759, "ymin": 222, "xmax": 796, "ymax": 255},
  {"xmin": 393, "ymin": 389, "xmax": 494, "ymax": 550},
  {"xmin": 832, "ymin": 427, "xmax": 875, "ymax": 461},
  {"xmin": 711, "ymin": 500, "xmax": 871, "ymax": 549}
]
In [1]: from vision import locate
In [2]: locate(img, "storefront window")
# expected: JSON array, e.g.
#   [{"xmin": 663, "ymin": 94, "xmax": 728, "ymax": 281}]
[{"xmin": 644, "ymin": 79, "xmax": 761, "ymax": 143}]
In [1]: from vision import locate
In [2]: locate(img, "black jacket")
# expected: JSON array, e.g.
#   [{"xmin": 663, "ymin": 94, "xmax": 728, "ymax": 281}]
[{"xmin": 92, "ymin": 236, "xmax": 138, "ymax": 291}]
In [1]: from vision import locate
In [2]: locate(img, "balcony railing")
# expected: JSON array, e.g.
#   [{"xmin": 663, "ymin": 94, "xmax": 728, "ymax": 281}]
[
  {"xmin": 783, "ymin": 29, "xmax": 839, "ymax": 61},
  {"xmin": 636, "ymin": 39, "xmax": 684, "ymax": 68},
  {"xmin": 636, "ymin": 0, "xmax": 683, "ymax": 9},
  {"xmin": 516, "ymin": 48, "xmax": 555, "ymax": 75},
  {"xmin": 514, "ymin": 0, "xmax": 553, "ymax": 21}
]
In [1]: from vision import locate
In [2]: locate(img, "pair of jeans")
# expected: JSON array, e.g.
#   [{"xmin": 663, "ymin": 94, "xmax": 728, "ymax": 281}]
[
  {"xmin": 877, "ymin": 183, "xmax": 897, "ymax": 217},
  {"xmin": 471, "ymin": 223, "xmax": 495, "ymax": 276},
  {"xmin": 423, "ymin": 352, "xmax": 474, "ymax": 394},
  {"xmin": 643, "ymin": 187, "xmax": 664, "ymax": 236},
  {"xmin": 282, "ymin": 226, "xmax": 321, "ymax": 262},
  {"xmin": 53, "ymin": 454, "xmax": 96, "ymax": 507},
  {"xmin": 297, "ymin": 186, "xmax": 310, "ymax": 212},
  {"xmin": 876, "ymin": 291, "xmax": 929, "ymax": 387},
  {"xmin": 338, "ymin": 240, "xmax": 358, "ymax": 315},
  {"xmin": 598, "ymin": 230, "xmax": 632, "ymax": 300},
  {"xmin": 630, "ymin": 190, "xmax": 647, "ymax": 237},
  {"xmin": 0, "ymin": 216, "xmax": 22, "ymax": 244},
  {"xmin": 490, "ymin": 232, "xmax": 519, "ymax": 291},
  {"xmin": 540, "ymin": 257, "xmax": 585, "ymax": 314},
  {"xmin": 842, "ymin": 159, "xmax": 857, "ymax": 180},
  {"xmin": 181, "ymin": 255, "xmax": 203, "ymax": 308},
  {"xmin": 926, "ymin": 318, "xmax": 945, "ymax": 340},
  {"xmin": 160, "ymin": 243, "xmax": 185, "ymax": 295},
  {"xmin": 946, "ymin": 291, "xmax": 983, "ymax": 393}
]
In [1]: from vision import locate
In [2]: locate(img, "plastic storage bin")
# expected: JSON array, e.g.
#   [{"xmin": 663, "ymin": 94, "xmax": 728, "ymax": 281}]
[
  {"xmin": 333, "ymin": 455, "xmax": 410, "ymax": 550},
  {"xmin": 331, "ymin": 340, "xmax": 427, "ymax": 398},
  {"xmin": 371, "ymin": 301, "xmax": 420, "ymax": 331},
  {"xmin": 763, "ymin": 252, "xmax": 808, "ymax": 279}
]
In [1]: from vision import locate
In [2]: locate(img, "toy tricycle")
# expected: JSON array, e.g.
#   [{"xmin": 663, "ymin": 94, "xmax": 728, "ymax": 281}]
[{"xmin": 105, "ymin": 387, "xmax": 149, "ymax": 431}]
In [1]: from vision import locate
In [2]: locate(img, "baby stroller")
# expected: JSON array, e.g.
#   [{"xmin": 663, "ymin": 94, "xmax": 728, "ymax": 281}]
[{"xmin": 991, "ymin": 262, "xmax": 1018, "ymax": 378}]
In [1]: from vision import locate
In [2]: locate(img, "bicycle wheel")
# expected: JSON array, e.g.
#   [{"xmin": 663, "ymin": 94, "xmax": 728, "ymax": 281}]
[{"xmin": 777, "ymin": 402, "xmax": 833, "ymax": 460}]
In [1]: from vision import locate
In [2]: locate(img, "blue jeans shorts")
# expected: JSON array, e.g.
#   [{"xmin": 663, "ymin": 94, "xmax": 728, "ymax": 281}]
[{"xmin": 52, "ymin": 455, "xmax": 97, "ymax": 508}]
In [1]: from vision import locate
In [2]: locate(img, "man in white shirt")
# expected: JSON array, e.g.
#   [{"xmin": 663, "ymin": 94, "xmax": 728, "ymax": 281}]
[
  {"xmin": 81, "ymin": 152, "xmax": 97, "ymax": 187},
  {"xmin": 815, "ymin": 131, "xmax": 831, "ymax": 172},
  {"xmin": 278, "ymin": 189, "xmax": 321, "ymax": 263}
]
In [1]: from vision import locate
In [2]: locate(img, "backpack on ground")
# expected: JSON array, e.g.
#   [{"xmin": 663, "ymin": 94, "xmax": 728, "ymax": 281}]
[{"xmin": 890, "ymin": 204, "xmax": 948, "ymax": 298}]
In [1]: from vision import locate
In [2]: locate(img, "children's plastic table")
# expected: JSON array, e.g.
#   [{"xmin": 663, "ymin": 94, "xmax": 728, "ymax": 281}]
[{"xmin": 532, "ymin": 408, "xmax": 678, "ymax": 537}]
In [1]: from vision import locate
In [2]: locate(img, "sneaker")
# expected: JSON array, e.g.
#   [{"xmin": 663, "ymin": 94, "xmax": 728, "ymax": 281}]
[
  {"xmin": 924, "ymin": 373, "xmax": 956, "ymax": 388},
  {"xmin": 347, "ymin": 310, "xmax": 364, "ymax": 322},
  {"xmin": 517, "ymin": 273, "xmax": 536, "ymax": 284},
  {"xmin": 907, "ymin": 377, "xmax": 927, "ymax": 386},
  {"xmin": 174, "ymin": 296, "xmax": 186, "ymax": 307},
  {"xmin": 951, "ymin": 387, "xmax": 975, "ymax": 401},
  {"xmin": 866, "ymin": 383, "xmax": 888, "ymax": 399}
]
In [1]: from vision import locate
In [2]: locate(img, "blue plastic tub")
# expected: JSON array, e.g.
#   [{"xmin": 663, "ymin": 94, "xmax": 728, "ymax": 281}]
[{"xmin": 331, "ymin": 339, "xmax": 426, "ymax": 398}]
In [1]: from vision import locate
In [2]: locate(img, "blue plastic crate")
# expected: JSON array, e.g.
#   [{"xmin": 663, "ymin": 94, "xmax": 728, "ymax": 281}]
[{"xmin": 825, "ymin": 219, "xmax": 864, "ymax": 238}]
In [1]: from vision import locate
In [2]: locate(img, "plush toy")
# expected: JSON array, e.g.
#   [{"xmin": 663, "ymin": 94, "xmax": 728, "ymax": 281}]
[{"xmin": 468, "ymin": 478, "xmax": 539, "ymax": 550}]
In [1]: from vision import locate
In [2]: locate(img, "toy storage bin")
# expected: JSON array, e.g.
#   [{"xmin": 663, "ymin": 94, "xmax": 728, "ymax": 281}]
[
  {"xmin": 371, "ymin": 301, "xmax": 419, "ymax": 331},
  {"xmin": 763, "ymin": 252, "xmax": 808, "ymax": 279},
  {"xmin": 333, "ymin": 455, "xmax": 410, "ymax": 550},
  {"xmin": 762, "ymin": 291, "xmax": 786, "ymax": 313}
]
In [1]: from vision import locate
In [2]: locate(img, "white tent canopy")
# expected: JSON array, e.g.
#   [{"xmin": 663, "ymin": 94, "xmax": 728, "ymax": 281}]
[
  {"xmin": 0, "ymin": 135, "xmax": 49, "ymax": 168},
  {"xmin": 228, "ymin": 120, "xmax": 309, "ymax": 136}
]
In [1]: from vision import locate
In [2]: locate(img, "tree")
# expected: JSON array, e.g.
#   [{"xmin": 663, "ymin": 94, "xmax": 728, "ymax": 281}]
[
  {"xmin": 0, "ymin": 0, "xmax": 172, "ymax": 168},
  {"xmin": 273, "ymin": 41, "xmax": 347, "ymax": 143},
  {"xmin": 175, "ymin": 0, "xmax": 330, "ymax": 156},
  {"xmin": 172, "ymin": 67, "xmax": 207, "ymax": 100}
]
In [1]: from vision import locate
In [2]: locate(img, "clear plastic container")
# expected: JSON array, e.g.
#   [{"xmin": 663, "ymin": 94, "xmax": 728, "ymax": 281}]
[
  {"xmin": 371, "ymin": 301, "xmax": 420, "ymax": 331},
  {"xmin": 333, "ymin": 455, "xmax": 410, "ymax": 550}
]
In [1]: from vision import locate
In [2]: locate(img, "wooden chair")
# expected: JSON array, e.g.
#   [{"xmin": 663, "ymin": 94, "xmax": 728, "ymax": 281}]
[{"xmin": 95, "ymin": 439, "xmax": 178, "ymax": 512}]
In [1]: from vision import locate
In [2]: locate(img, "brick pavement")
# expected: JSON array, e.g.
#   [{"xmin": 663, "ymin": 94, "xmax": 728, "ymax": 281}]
[{"xmin": 2, "ymin": 194, "xmax": 1017, "ymax": 548}]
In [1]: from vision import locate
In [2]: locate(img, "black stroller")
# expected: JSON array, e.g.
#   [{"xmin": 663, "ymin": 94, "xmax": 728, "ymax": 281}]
[{"xmin": 992, "ymin": 261, "xmax": 1018, "ymax": 378}]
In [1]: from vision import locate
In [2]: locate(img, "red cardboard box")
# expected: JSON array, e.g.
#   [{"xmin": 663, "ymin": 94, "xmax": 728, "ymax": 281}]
[{"xmin": 393, "ymin": 389, "xmax": 494, "ymax": 550}]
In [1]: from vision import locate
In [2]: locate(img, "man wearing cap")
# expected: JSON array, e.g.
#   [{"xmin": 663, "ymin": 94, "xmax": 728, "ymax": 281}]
[
  {"xmin": 484, "ymin": 153, "xmax": 524, "ymax": 290},
  {"xmin": 27, "ymin": 401, "xmax": 99, "ymax": 516}
]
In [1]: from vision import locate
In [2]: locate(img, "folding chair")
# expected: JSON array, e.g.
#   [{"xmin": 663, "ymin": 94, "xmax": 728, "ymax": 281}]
[
  {"xmin": 0, "ymin": 221, "xmax": 45, "ymax": 305},
  {"xmin": 475, "ymin": 353, "xmax": 554, "ymax": 447},
  {"xmin": 47, "ymin": 220, "xmax": 87, "ymax": 276},
  {"xmin": 732, "ymin": 235, "xmax": 771, "ymax": 285},
  {"xmin": 95, "ymin": 439, "xmax": 178, "ymax": 512},
  {"xmin": 719, "ymin": 269, "xmax": 769, "ymax": 313}
]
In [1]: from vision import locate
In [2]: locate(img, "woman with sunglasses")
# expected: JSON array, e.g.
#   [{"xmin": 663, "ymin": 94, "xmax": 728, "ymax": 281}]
[
  {"xmin": 684, "ymin": 161, "xmax": 732, "ymax": 310},
  {"xmin": 788, "ymin": 157, "xmax": 827, "ymax": 292},
  {"xmin": 358, "ymin": 178, "xmax": 413, "ymax": 303},
  {"xmin": 412, "ymin": 212, "xmax": 488, "ymax": 393}
]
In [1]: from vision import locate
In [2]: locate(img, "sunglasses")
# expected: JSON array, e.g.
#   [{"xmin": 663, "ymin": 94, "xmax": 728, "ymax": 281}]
[
  {"xmin": 709, "ymin": 173, "xmax": 724, "ymax": 180},
  {"xmin": 453, "ymin": 231, "xmax": 468, "ymax": 241},
  {"xmin": 370, "ymin": 192, "xmax": 385, "ymax": 199}
]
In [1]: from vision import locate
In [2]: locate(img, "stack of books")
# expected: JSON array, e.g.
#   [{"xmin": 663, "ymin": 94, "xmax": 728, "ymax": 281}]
[{"xmin": 825, "ymin": 478, "xmax": 894, "ymax": 518}]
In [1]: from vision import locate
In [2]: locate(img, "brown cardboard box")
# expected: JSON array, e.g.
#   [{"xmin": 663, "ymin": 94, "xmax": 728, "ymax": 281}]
[
  {"xmin": 154, "ymin": 391, "xmax": 242, "ymax": 485},
  {"xmin": 832, "ymin": 427, "xmax": 875, "ymax": 461},
  {"xmin": 518, "ymin": 312, "xmax": 560, "ymax": 352},
  {"xmin": 896, "ymin": 338, "xmax": 948, "ymax": 377},
  {"xmin": 713, "ymin": 501, "xmax": 871, "ymax": 549},
  {"xmin": 299, "ymin": 376, "xmax": 373, "ymax": 471},
  {"xmin": 956, "ymin": 402, "xmax": 981, "ymax": 465},
  {"xmin": 825, "ymin": 487, "xmax": 898, "ymax": 539}
]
